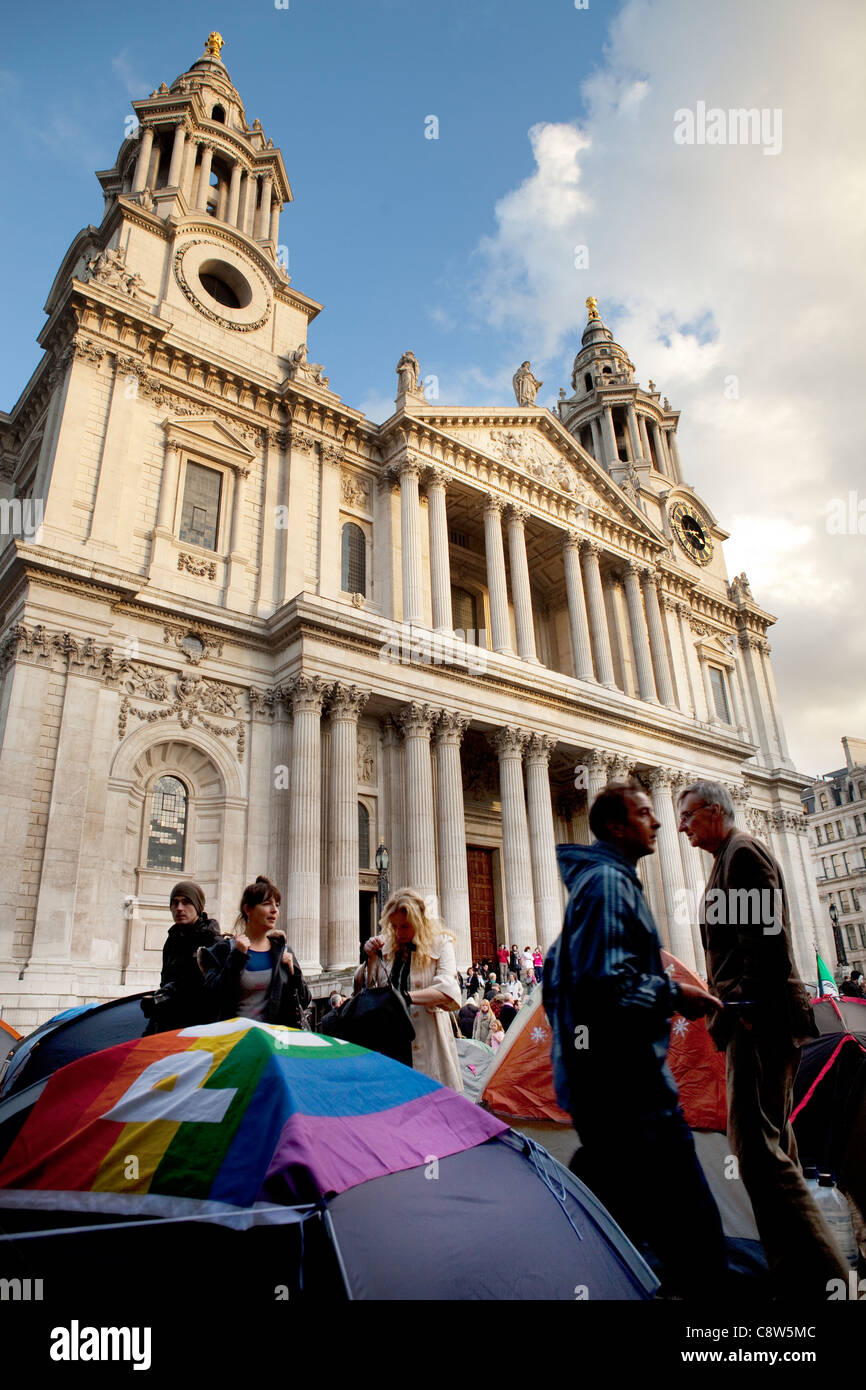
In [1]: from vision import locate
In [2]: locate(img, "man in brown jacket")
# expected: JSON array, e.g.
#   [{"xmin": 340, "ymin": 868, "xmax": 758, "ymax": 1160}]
[{"xmin": 677, "ymin": 780, "xmax": 847, "ymax": 1297}]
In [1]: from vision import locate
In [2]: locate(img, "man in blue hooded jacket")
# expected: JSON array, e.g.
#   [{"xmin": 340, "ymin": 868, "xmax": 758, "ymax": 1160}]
[{"xmin": 543, "ymin": 780, "xmax": 727, "ymax": 1296}]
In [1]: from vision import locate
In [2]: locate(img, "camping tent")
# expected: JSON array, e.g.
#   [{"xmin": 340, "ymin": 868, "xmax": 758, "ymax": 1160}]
[
  {"xmin": 0, "ymin": 1019, "xmax": 657, "ymax": 1302},
  {"xmin": 0, "ymin": 994, "xmax": 150, "ymax": 1097}
]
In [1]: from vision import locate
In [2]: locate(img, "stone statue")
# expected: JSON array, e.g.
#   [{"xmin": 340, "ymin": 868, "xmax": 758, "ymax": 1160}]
[
  {"xmin": 512, "ymin": 361, "xmax": 543, "ymax": 406},
  {"xmin": 729, "ymin": 571, "xmax": 753, "ymax": 602},
  {"xmin": 648, "ymin": 379, "xmax": 656, "ymax": 392},
  {"xmin": 83, "ymin": 247, "xmax": 145, "ymax": 298},
  {"xmin": 287, "ymin": 343, "xmax": 329, "ymax": 389},
  {"xmin": 396, "ymin": 350, "xmax": 422, "ymax": 395}
]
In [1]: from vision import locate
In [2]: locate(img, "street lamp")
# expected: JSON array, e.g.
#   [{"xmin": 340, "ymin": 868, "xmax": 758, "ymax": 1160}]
[
  {"xmin": 375, "ymin": 843, "xmax": 390, "ymax": 924},
  {"xmin": 829, "ymin": 902, "xmax": 847, "ymax": 969}
]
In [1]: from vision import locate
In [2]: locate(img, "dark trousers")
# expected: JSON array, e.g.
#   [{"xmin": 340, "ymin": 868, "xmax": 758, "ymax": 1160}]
[
  {"xmin": 726, "ymin": 1028, "xmax": 847, "ymax": 1298},
  {"xmin": 570, "ymin": 1105, "xmax": 727, "ymax": 1298}
]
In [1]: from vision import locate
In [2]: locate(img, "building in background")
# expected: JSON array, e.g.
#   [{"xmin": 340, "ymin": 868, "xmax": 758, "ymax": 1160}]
[
  {"xmin": 0, "ymin": 36, "xmax": 826, "ymax": 1030},
  {"xmin": 801, "ymin": 737, "xmax": 866, "ymax": 981}
]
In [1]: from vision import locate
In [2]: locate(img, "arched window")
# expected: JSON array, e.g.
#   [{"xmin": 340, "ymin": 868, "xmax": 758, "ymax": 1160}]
[
  {"xmin": 451, "ymin": 586, "xmax": 478, "ymax": 644},
  {"xmin": 358, "ymin": 803, "xmax": 370, "ymax": 869},
  {"xmin": 584, "ymin": 373, "xmax": 593, "ymax": 392},
  {"xmin": 145, "ymin": 776, "xmax": 188, "ymax": 871},
  {"xmin": 341, "ymin": 522, "xmax": 366, "ymax": 594}
]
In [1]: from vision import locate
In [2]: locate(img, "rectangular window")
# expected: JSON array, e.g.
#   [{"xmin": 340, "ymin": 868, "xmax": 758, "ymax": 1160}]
[
  {"xmin": 825, "ymin": 823, "xmax": 835, "ymax": 841},
  {"xmin": 852, "ymin": 889, "xmax": 861, "ymax": 911},
  {"xmin": 855, "ymin": 815, "xmax": 863, "ymax": 834},
  {"xmin": 846, "ymin": 926, "xmax": 856, "ymax": 950},
  {"xmin": 708, "ymin": 667, "xmax": 731, "ymax": 723},
  {"xmin": 837, "ymin": 820, "xmax": 845, "ymax": 840},
  {"xmin": 859, "ymin": 925, "xmax": 866, "ymax": 950},
  {"xmin": 840, "ymin": 889, "xmax": 851, "ymax": 913},
  {"xmin": 832, "ymin": 855, "xmax": 841, "ymax": 876},
  {"xmin": 821, "ymin": 857, "xmax": 829, "ymax": 879},
  {"xmin": 179, "ymin": 462, "xmax": 222, "ymax": 551},
  {"xmin": 815, "ymin": 825, "xmax": 823, "ymax": 845}
]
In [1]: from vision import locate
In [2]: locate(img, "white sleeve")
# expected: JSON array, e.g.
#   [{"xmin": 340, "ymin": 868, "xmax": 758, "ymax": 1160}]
[{"xmin": 431, "ymin": 934, "xmax": 462, "ymax": 1009}]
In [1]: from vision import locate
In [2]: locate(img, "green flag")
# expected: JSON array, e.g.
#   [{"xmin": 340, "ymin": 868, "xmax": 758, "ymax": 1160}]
[{"xmin": 816, "ymin": 953, "xmax": 839, "ymax": 998}]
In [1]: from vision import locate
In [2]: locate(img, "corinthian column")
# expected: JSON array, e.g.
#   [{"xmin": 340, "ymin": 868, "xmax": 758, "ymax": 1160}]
[
  {"xmin": 398, "ymin": 460, "xmax": 424, "ymax": 624},
  {"xmin": 647, "ymin": 766, "xmax": 695, "ymax": 967},
  {"xmin": 562, "ymin": 533, "xmax": 595, "ymax": 680},
  {"xmin": 624, "ymin": 563, "xmax": 657, "ymax": 702},
  {"xmin": 326, "ymin": 683, "xmax": 369, "ymax": 970},
  {"xmin": 396, "ymin": 702, "xmax": 437, "ymax": 903},
  {"xmin": 196, "ymin": 143, "xmax": 214, "ymax": 210},
  {"xmin": 167, "ymin": 121, "xmax": 187, "ymax": 186},
  {"xmin": 132, "ymin": 125, "xmax": 154, "ymax": 192},
  {"xmin": 434, "ymin": 711, "xmax": 471, "ymax": 966},
  {"xmin": 642, "ymin": 570, "xmax": 676, "ymax": 708},
  {"xmin": 581, "ymin": 542, "xmax": 616, "ymax": 687},
  {"xmin": 484, "ymin": 495, "xmax": 512, "ymax": 653},
  {"xmin": 257, "ymin": 173, "xmax": 274, "ymax": 239},
  {"xmin": 506, "ymin": 505, "xmax": 538, "ymax": 661},
  {"xmin": 492, "ymin": 728, "xmax": 536, "ymax": 939},
  {"xmin": 285, "ymin": 675, "xmax": 327, "ymax": 971},
  {"xmin": 525, "ymin": 733, "xmax": 561, "ymax": 949},
  {"xmin": 585, "ymin": 748, "xmax": 614, "ymax": 804},
  {"xmin": 758, "ymin": 640, "xmax": 791, "ymax": 762},
  {"xmin": 427, "ymin": 468, "xmax": 453, "ymax": 631}
]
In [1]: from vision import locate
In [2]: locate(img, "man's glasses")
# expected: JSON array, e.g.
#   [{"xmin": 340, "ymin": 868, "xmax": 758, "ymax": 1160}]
[{"xmin": 679, "ymin": 804, "xmax": 710, "ymax": 823}]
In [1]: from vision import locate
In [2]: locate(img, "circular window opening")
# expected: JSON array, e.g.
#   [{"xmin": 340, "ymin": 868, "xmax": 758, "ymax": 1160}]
[{"xmin": 197, "ymin": 259, "xmax": 252, "ymax": 310}]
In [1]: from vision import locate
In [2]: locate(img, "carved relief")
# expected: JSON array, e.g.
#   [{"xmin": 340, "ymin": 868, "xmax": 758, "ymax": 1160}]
[
  {"xmin": 177, "ymin": 552, "xmax": 217, "ymax": 580},
  {"xmin": 357, "ymin": 728, "xmax": 376, "ymax": 784},
  {"xmin": 341, "ymin": 470, "xmax": 371, "ymax": 510},
  {"xmin": 81, "ymin": 246, "xmax": 146, "ymax": 300},
  {"xmin": 163, "ymin": 624, "xmax": 224, "ymax": 665}
]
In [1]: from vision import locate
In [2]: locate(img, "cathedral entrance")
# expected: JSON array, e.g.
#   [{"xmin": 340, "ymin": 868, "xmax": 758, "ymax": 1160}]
[{"xmin": 466, "ymin": 846, "xmax": 496, "ymax": 964}]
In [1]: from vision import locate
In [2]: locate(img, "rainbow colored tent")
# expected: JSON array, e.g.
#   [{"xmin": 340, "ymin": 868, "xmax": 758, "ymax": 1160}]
[{"xmin": 0, "ymin": 1018, "xmax": 658, "ymax": 1302}]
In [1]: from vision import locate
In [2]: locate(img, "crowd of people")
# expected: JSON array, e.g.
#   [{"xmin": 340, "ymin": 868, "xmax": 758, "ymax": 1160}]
[{"xmin": 140, "ymin": 772, "xmax": 854, "ymax": 1300}]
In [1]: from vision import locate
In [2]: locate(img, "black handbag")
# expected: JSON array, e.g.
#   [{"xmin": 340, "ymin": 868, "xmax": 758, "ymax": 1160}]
[{"xmin": 323, "ymin": 953, "xmax": 415, "ymax": 1067}]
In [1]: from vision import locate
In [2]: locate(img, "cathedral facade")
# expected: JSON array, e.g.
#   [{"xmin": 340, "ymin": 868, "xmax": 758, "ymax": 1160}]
[{"xmin": 0, "ymin": 36, "xmax": 828, "ymax": 1029}]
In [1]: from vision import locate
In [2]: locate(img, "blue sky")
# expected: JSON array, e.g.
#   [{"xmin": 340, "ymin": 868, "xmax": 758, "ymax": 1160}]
[{"xmin": 2, "ymin": 0, "xmax": 865, "ymax": 774}]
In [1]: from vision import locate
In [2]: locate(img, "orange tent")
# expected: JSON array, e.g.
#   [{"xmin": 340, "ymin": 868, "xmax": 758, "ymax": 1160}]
[
  {"xmin": 481, "ymin": 951, "xmax": 727, "ymax": 1134},
  {"xmin": 0, "ymin": 1020, "xmax": 21, "ymax": 1043}
]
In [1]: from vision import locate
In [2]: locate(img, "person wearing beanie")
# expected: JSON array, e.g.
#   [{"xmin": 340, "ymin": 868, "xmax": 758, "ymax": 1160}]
[{"xmin": 141, "ymin": 880, "xmax": 222, "ymax": 1034}]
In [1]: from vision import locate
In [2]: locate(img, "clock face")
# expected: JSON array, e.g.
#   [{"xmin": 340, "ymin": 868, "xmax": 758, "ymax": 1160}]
[{"xmin": 669, "ymin": 501, "xmax": 713, "ymax": 565}]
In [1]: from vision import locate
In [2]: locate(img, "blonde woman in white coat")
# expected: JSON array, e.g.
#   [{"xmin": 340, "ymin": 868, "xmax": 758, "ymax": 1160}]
[{"xmin": 356, "ymin": 888, "xmax": 463, "ymax": 1092}]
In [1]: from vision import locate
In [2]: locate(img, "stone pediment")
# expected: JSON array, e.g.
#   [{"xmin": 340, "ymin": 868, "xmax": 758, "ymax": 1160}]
[
  {"xmin": 163, "ymin": 415, "xmax": 256, "ymax": 464},
  {"xmin": 439, "ymin": 419, "xmax": 658, "ymax": 537}
]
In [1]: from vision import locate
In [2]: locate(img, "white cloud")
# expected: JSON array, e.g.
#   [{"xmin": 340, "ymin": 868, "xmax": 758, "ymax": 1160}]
[
  {"xmin": 112, "ymin": 51, "xmax": 147, "ymax": 100},
  {"xmin": 454, "ymin": 0, "xmax": 866, "ymax": 772}
]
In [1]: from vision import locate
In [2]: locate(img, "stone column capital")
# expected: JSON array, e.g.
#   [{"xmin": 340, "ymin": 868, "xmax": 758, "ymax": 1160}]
[
  {"xmin": 607, "ymin": 753, "xmax": 634, "ymax": 781},
  {"xmin": 491, "ymin": 726, "xmax": 528, "ymax": 758},
  {"xmin": 506, "ymin": 502, "xmax": 530, "ymax": 527},
  {"xmin": 320, "ymin": 442, "xmax": 343, "ymax": 468},
  {"xmin": 327, "ymin": 683, "xmax": 369, "ymax": 719},
  {"xmin": 583, "ymin": 539, "xmax": 603, "ymax": 558},
  {"xmin": 426, "ymin": 465, "xmax": 449, "ymax": 490},
  {"xmin": 483, "ymin": 493, "xmax": 506, "ymax": 517},
  {"xmin": 397, "ymin": 456, "xmax": 423, "ymax": 482},
  {"xmin": 291, "ymin": 427, "xmax": 317, "ymax": 453},
  {"xmin": 435, "ymin": 709, "xmax": 469, "ymax": 744},
  {"xmin": 525, "ymin": 732, "xmax": 556, "ymax": 765},
  {"xmin": 396, "ymin": 701, "xmax": 436, "ymax": 737},
  {"xmin": 289, "ymin": 673, "xmax": 327, "ymax": 715},
  {"xmin": 563, "ymin": 528, "xmax": 585, "ymax": 552},
  {"xmin": 646, "ymin": 765, "xmax": 676, "ymax": 793},
  {"xmin": 586, "ymin": 748, "xmax": 614, "ymax": 777}
]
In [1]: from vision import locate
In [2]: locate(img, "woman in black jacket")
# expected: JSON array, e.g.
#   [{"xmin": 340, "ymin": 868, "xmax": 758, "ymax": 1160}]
[
  {"xmin": 142, "ymin": 881, "xmax": 222, "ymax": 1033},
  {"xmin": 197, "ymin": 876, "xmax": 310, "ymax": 1028}
]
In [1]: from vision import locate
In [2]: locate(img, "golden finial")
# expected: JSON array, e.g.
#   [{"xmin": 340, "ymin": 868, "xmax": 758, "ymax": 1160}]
[
  {"xmin": 205, "ymin": 32, "xmax": 225, "ymax": 59},
  {"xmin": 586, "ymin": 296, "xmax": 600, "ymax": 321}
]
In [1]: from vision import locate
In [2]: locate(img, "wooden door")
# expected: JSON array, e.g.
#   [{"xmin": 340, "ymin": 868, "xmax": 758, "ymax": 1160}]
[{"xmin": 466, "ymin": 846, "xmax": 496, "ymax": 963}]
